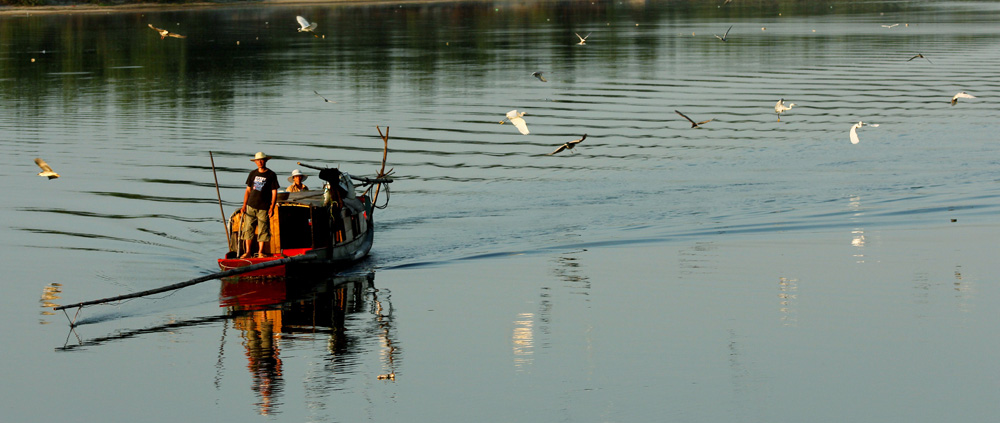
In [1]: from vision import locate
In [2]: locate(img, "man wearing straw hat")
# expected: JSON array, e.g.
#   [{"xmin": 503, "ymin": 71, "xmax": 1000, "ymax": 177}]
[
  {"xmin": 286, "ymin": 169, "xmax": 309, "ymax": 192},
  {"xmin": 240, "ymin": 152, "xmax": 280, "ymax": 258}
]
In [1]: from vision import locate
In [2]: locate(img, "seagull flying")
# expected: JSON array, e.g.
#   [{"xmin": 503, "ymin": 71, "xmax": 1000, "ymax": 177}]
[
  {"xmin": 313, "ymin": 91, "xmax": 336, "ymax": 103},
  {"xmin": 775, "ymin": 98, "xmax": 796, "ymax": 122},
  {"xmin": 531, "ymin": 71, "xmax": 547, "ymax": 82},
  {"xmin": 881, "ymin": 24, "xmax": 899, "ymax": 28},
  {"xmin": 296, "ymin": 16, "xmax": 318, "ymax": 32},
  {"xmin": 907, "ymin": 53, "xmax": 932, "ymax": 63},
  {"xmin": 148, "ymin": 24, "xmax": 186, "ymax": 39},
  {"xmin": 500, "ymin": 110, "xmax": 530, "ymax": 135},
  {"xmin": 675, "ymin": 110, "xmax": 713, "ymax": 128},
  {"xmin": 549, "ymin": 134, "xmax": 587, "ymax": 155},
  {"xmin": 575, "ymin": 32, "xmax": 591, "ymax": 45},
  {"xmin": 951, "ymin": 91, "xmax": 976, "ymax": 106},
  {"xmin": 715, "ymin": 25, "xmax": 732, "ymax": 42},
  {"xmin": 849, "ymin": 121, "xmax": 879, "ymax": 145},
  {"xmin": 34, "ymin": 158, "xmax": 60, "ymax": 179}
]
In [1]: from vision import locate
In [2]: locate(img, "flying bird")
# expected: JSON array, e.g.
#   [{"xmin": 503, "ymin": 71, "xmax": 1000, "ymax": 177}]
[
  {"xmin": 675, "ymin": 110, "xmax": 713, "ymax": 128},
  {"xmin": 531, "ymin": 71, "xmax": 547, "ymax": 82},
  {"xmin": 575, "ymin": 32, "xmax": 591, "ymax": 45},
  {"xmin": 881, "ymin": 24, "xmax": 899, "ymax": 28},
  {"xmin": 775, "ymin": 98, "xmax": 796, "ymax": 122},
  {"xmin": 313, "ymin": 91, "xmax": 336, "ymax": 103},
  {"xmin": 34, "ymin": 158, "xmax": 60, "ymax": 179},
  {"xmin": 951, "ymin": 91, "xmax": 976, "ymax": 106},
  {"xmin": 148, "ymin": 24, "xmax": 186, "ymax": 39},
  {"xmin": 500, "ymin": 110, "xmax": 529, "ymax": 135},
  {"xmin": 715, "ymin": 25, "xmax": 733, "ymax": 42},
  {"xmin": 296, "ymin": 16, "xmax": 318, "ymax": 32},
  {"xmin": 548, "ymin": 134, "xmax": 587, "ymax": 155},
  {"xmin": 849, "ymin": 121, "xmax": 879, "ymax": 145},
  {"xmin": 907, "ymin": 53, "xmax": 932, "ymax": 63}
]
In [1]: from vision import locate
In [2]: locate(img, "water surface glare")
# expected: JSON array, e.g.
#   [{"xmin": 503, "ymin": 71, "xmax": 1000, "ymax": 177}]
[{"xmin": 2, "ymin": 0, "xmax": 999, "ymax": 421}]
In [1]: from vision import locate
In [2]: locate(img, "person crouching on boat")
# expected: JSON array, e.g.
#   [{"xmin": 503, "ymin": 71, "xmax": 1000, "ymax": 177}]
[
  {"xmin": 286, "ymin": 169, "xmax": 309, "ymax": 192},
  {"xmin": 240, "ymin": 152, "xmax": 280, "ymax": 258}
]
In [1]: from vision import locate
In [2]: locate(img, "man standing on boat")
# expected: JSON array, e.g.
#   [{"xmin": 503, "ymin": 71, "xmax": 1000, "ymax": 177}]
[{"xmin": 240, "ymin": 152, "xmax": 280, "ymax": 258}]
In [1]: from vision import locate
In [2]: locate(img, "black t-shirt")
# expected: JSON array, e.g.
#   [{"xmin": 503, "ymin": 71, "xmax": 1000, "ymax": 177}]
[{"xmin": 245, "ymin": 168, "xmax": 279, "ymax": 209}]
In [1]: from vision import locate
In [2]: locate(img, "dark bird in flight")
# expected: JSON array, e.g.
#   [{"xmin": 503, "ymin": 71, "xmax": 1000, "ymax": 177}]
[
  {"xmin": 715, "ymin": 25, "xmax": 733, "ymax": 42},
  {"xmin": 548, "ymin": 134, "xmax": 587, "ymax": 155},
  {"xmin": 675, "ymin": 110, "xmax": 713, "ymax": 128},
  {"xmin": 148, "ymin": 24, "xmax": 186, "ymax": 39},
  {"xmin": 313, "ymin": 91, "xmax": 336, "ymax": 103},
  {"xmin": 532, "ymin": 71, "xmax": 547, "ymax": 82},
  {"xmin": 34, "ymin": 158, "xmax": 60, "ymax": 179},
  {"xmin": 907, "ymin": 53, "xmax": 932, "ymax": 63}
]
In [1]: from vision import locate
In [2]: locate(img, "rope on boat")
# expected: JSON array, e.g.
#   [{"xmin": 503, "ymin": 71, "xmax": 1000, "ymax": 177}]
[{"xmin": 53, "ymin": 252, "xmax": 321, "ymax": 327}]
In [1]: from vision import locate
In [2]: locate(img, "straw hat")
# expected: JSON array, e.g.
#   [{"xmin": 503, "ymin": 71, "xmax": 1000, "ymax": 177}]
[
  {"xmin": 251, "ymin": 152, "xmax": 272, "ymax": 162},
  {"xmin": 287, "ymin": 169, "xmax": 309, "ymax": 183}
]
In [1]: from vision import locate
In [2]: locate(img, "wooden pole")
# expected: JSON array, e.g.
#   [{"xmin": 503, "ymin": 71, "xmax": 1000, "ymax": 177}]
[
  {"xmin": 54, "ymin": 252, "xmax": 322, "ymax": 326},
  {"xmin": 209, "ymin": 151, "xmax": 230, "ymax": 248},
  {"xmin": 374, "ymin": 126, "xmax": 390, "ymax": 205}
]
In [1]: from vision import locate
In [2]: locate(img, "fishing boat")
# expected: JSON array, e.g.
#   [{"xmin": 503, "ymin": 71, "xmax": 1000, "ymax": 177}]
[{"xmin": 217, "ymin": 166, "xmax": 390, "ymax": 277}]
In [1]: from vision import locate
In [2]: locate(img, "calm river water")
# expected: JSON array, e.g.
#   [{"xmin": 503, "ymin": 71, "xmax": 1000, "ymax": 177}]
[{"xmin": 2, "ymin": 0, "xmax": 999, "ymax": 421}]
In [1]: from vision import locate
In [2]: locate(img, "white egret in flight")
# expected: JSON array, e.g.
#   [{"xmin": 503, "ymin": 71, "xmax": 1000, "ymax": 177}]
[
  {"xmin": 775, "ymin": 99, "xmax": 796, "ymax": 122},
  {"xmin": 849, "ymin": 121, "xmax": 879, "ymax": 145},
  {"xmin": 34, "ymin": 158, "xmax": 60, "ymax": 179},
  {"xmin": 297, "ymin": 16, "xmax": 318, "ymax": 32},
  {"xmin": 951, "ymin": 91, "xmax": 976, "ymax": 106},
  {"xmin": 500, "ymin": 110, "xmax": 530, "ymax": 135},
  {"xmin": 148, "ymin": 24, "xmax": 186, "ymax": 39}
]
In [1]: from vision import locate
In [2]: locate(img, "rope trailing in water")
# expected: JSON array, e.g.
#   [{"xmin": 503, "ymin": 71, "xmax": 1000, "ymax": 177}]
[{"xmin": 53, "ymin": 252, "xmax": 321, "ymax": 327}]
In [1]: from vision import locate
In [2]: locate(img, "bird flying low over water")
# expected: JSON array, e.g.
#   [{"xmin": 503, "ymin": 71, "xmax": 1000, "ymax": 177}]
[
  {"xmin": 549, "ymin": 134, "xmax": 587, "ymax": 155},
  {"xmin": 951, "ymin": 91, "xmax": 976, "ymax": 106},
  {"xmin": 532, "ymin": 71, "xmax": 547, "ymax": 82},
  {"xmin": 500, "ymin": 110, "xmax": 530, "ymax": 135},
  {"xmin": 715, "ymin": 26, "xmax": 732, "ymax": 42},
  {"xmin": 881, "ymin": 24, "xmax": 899, "ymax": 28},
  {"xmin": 575, "ymin": 32, "xmax": 591, "ymax": 45},
  {"xmin": 907, "ymin": 53, "xmax": 932, "ymax": 63},
  {"xmin": 34, "ymin": 158, "xmax": 60, "ymax": 179},
  {"xmin": 675, "ymin": 110, "xmax": 713, "ymax": 128},
  {"xmin": 148, "ymin": 24, "xmax": 186, "ymax": 39},
  {"xmin": 849, "ymin": 121, "xmax": 879, "ymax": 145},
  {"xmin": 296, "ymin": 16, "xmax": 318, "ymax": 32},
  {"xmin": 313, "ymin": 91, "xmax": 336, "ymax": 103},
  {"xmin": 775, "ymin": 99, "xmax": 795, "ymax": 122}
]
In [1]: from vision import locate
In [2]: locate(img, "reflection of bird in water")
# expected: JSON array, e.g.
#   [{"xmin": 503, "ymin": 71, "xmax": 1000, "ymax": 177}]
[
  {"xmin": 715, "ymin": 25, "xmax": 732, "ymax": 42},
  {"xmin": 675, "ymin": 110, "xmax": 713, "ymax": 128},
  {"xmin": 296, "ymin": 16, "xmax": 318, "ymax": 32},
  {"xmin": 849, "ymin": 121, "xmax": 879, "ymax": 145},
  {"xmin": 907, "ymin": 53, "xmax": 932, "ymax": 63},
  {"xmin": 774, "ymin": 98, "xmax": 795, "ymax": 122},
  {"xmin": 377, "ymin": 373, "xmax": 396, "ymax": 380},
  {"xmin": 951, "ymin": 91, "xmax": 976, "ymax": 106},
  {"xmin": 313, "ymin": 91, "xmax": 336, "ymax": 103},
  {"xmin": 148, "ymin": 24, "xmax": 186, "ymax": 39},
  {"xmin": 575, "ymin": 32, "xmax": 591, "ymax": 45},
  {"xmin": 548, "ymin": 134, "xmax": 586, "ymax": 155},
  {"xmin": 500, "ymin": 110, "xmax": 530, "ymax": 135},
  {"xmin": 531, "ymin": 71, "xmax": 547, "ymax": 82},
  {"xmin": 34, "ymin": 158, "xmax": 60, "ymax": 179},
  {"xmin": 881, "ymin": 24, "xmax": 899, "ymax": 28}
]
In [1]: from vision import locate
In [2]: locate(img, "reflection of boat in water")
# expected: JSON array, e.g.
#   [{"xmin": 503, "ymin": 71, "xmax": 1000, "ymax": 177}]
[
  {"xmin": 220, "ymin": 272, "xmax": 397, "ymax": 415},
  {"xmin": 218, "ymin": 167, "xmax": 389, "ymax": 278}
]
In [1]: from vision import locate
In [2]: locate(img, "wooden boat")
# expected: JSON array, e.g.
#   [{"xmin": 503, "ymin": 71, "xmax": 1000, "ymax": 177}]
[{"xmin": 218, "ymin": 167, "xmax": 386, "ymax": 277}]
